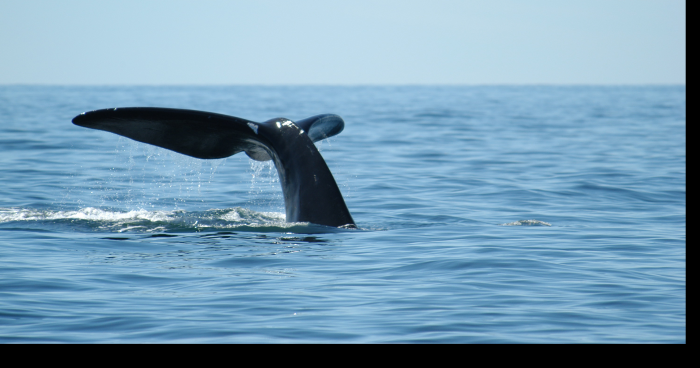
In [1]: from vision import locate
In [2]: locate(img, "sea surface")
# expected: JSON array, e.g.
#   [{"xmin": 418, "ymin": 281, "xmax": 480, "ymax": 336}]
[{"xmin": 0, "ymin": 85, "xmax": 686, "ymax": 343}]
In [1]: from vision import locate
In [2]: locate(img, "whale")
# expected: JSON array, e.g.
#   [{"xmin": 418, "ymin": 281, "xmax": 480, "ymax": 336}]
[{"xmin": 72, "ymin": 107, "xmax": 356, "ymax": 228}]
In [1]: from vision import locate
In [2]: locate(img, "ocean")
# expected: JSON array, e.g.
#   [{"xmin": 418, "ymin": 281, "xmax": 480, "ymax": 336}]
[{"xmin": 0, "ymin": 85, "xmax": 686, "ymax": 342}]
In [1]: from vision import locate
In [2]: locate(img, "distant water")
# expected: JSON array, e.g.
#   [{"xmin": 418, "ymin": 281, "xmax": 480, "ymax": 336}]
[{"xmin": 0, "ymin": 85, "xmax": 685, "ymax": 343}]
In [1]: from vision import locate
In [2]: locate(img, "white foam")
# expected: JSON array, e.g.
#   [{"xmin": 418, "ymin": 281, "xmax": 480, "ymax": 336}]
[
  {"xmin": 0, "ymin": 207, "xmax": 177, "ymax": 223},
  {"xmin": 500, "ymin": 219, "xmax": 552, "ymax": 226},
  {"xmin": 0, "ymin": 207, "xmax": 287, "ymax": 230},
  {"xmin": 218, "ymin": 208, "xmax": 285, "ymax": 223}
]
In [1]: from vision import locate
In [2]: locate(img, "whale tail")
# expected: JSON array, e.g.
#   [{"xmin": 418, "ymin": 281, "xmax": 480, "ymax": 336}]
[{"xmin": 72, "ymin": 107, "xmax": 355, "ymax": 228}]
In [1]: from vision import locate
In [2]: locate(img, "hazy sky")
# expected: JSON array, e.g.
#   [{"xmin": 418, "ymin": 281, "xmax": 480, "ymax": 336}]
[{"xmin": 0, "ymin": 0, "xmax": 686, "ymax": 85}]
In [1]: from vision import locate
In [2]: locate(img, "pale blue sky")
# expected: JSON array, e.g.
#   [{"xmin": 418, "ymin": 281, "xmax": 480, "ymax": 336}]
[{"xmin": 0, "ymin": 0, "xmax": 685, "ymax": 85}]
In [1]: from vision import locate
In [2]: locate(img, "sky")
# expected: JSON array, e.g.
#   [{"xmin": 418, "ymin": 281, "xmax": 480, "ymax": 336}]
[{"xmin": 0, "ymin": 0, "xmax": 686, "ymax": 85}]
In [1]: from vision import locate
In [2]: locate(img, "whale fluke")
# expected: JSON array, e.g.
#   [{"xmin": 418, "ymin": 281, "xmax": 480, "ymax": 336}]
[{"xmin": 72, "ymin": 107, "xmax": 355, "ymax": 228}]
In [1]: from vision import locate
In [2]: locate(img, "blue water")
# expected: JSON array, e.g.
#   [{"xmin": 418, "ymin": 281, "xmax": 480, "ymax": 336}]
[{"xmin": 0, "ymin": 85, "xmax": 685, "ymax": 343}]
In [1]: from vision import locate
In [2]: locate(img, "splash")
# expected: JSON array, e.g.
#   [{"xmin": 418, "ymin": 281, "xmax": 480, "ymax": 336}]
[
  {"xmin": 247, "ymin": 160, "xmax": 283, "ymax": 211},
  {"xmin": 85, "ymin": 138, "xmax": 226, "ymax": 210}
]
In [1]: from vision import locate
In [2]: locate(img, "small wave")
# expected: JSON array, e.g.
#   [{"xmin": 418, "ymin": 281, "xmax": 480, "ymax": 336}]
[
  {"xmin": 0, "ymin": 207, "xmax": 296, "ymax": 233},
  {"xmin": 500, "ymin": 219, "xmax": 552, "ymax": 226}
]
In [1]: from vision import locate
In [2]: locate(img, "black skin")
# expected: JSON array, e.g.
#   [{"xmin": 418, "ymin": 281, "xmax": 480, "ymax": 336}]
[{"xmin": 72, "ymin": 107, "xmax": 355, "ymax": 228}]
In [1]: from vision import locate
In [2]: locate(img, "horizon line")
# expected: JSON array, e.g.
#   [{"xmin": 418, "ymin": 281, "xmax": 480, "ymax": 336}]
[{"xmin": 0, "ymin": 82, "xmax": 687, "ymax": 87}]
